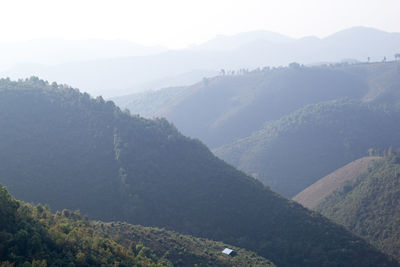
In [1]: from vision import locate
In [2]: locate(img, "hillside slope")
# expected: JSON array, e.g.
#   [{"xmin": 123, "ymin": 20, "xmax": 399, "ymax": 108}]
[
  {"xmin": 0, "ymin": 184, "xmax": 274, "ymax": 266},
  {"xmin": 316, "ymin": 151, "xmax": 400, "ymax": 261},
  {"xmin": 96, "ymin": 223, "xmax": 274, "ymax": 267},
  {"xmin": 115, "ymin": 62, "xmax": 400, "ymax": 148},
  {"xmin": 0, "ymin": 78, "xmax": 397, "ymax": 266},
  {"xmin": 214, "ymin": 100, "xmax": 400, "ymax": 197},
  {"xmin": 293, "ymin": 156, "xmax": 381, "ymax": 209}
]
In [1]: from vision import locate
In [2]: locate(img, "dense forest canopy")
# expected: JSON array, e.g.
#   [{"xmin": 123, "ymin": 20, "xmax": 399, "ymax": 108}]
[
  {"xmin": 0, "ymin": 77, "xmax": 397, "ymax": 266},
  {"xmin": 215, "ymin": 99, "xmax": 400, "ymax": 197}
]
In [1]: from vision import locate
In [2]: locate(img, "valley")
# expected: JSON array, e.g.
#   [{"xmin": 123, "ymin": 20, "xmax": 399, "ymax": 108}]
[{"xmin": 1, "ymin": 6, "xmax": 400, "ymax": 264}]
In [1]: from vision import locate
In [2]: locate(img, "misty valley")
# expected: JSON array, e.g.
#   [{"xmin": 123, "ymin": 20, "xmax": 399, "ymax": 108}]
[{"xmin": 1, "ymin": 25, "xmax": 400, "ymax": 267}]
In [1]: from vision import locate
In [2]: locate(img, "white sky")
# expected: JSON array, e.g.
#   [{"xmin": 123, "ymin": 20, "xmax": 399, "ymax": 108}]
[{"xmin": 0, "ymin": 0, "xmax": 399, "ymax": 48}]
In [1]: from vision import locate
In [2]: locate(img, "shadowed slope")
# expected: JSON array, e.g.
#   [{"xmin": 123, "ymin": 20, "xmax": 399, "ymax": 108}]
[{"xmin": 215, "ymin": 100, "xmax": 400, "ymax": 197}]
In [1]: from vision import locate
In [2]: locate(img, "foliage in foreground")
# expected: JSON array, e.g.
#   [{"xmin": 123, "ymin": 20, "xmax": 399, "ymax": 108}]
[
  {"xmin": 0, "ymin": 184, "xmax": 164, "ymax": 266},
  {"xmin": 0, "ymin": 184, "xmax": 274, "ymax": 266}
]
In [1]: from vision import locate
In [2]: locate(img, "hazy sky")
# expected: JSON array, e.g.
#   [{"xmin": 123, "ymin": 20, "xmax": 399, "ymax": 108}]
[{"xmin": 1, "ymin": 0, "xmax": 399, "ymax": 48}]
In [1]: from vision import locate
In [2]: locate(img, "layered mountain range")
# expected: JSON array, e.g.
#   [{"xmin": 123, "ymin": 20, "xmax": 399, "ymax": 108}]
[
  {"xmin": 0, "ymin": 78, "xmax": 396, "ymax": 266},
  {"xmin": 115, "ymin": 61, "xmax": 400, "ymax": 197},
  {"xmin": 2, "ymin": 27, "xmax": 399, "ymax": 96}
]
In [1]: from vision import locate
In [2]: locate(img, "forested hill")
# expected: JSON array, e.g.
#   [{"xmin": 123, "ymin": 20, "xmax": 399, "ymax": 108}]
[
  {"xmin": 316, "ymin": 151, "xmax": 400, "ymax": 262},
  {"xmin": 214, "ymin": 99, "xmax": 400, "ymax": 197},
  {"xmin": 0, "ymin": 184, "xmax": 275, "ymax": 266},
  {"xmin": 0, "ymin": 78, "xmax": 397, "ymax": 266},
  {"xmin": 114, "ymin": 61, "xmax": 400, "ymax": 148}
]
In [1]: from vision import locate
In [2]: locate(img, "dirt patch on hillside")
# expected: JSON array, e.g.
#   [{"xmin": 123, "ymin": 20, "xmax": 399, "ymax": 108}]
[{"xmin": 293, "ymin": 156, "xmax": 381, "ymax": 209}]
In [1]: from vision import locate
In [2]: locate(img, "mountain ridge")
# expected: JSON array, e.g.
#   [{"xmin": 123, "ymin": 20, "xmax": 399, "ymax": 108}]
[
  {"xmin": 115, "ymin": 62, "xmax": 400, "ymax": 149},
  {"xmin": 2, "ymin": 27, "xmax": 399, "ymax": 97}
]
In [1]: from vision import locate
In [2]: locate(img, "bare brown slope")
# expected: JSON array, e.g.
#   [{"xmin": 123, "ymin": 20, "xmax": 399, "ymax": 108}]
[{"xmin": 293, "ymin": 156, "xmax": 381, "ymax": 209}]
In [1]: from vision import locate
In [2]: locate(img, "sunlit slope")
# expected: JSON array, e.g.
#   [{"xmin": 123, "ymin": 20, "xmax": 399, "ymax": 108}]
[
  {"xmin": 0, "ymin": 78, "xmax": 397, "ymax": 266},
  {"xmin": 0, "ymin": 184, "xmax": 166, "ymax": 266},
  {"xmin": 215, "ymin": 100, "xmax": 400, "ymax": 197},
  {"xmin": 316, "ymin": 151, "xmax": 400, "ymax": 261},
  {"xmin": 294, "ymin": 157, "xmax": 381, "ymax": 209},
  {"xmin": 95, "ymin": 223, "xmax": 275, "ymax": 267}
]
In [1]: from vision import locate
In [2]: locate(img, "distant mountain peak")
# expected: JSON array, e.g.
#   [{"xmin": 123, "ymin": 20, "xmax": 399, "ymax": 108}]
[
  {"xmin": 324, "ymin": 26, "xmax": 397, "ymax": 41},
  {"xmin": 193, "ymin": 30, "xmax": 294, "ymax": 51}
]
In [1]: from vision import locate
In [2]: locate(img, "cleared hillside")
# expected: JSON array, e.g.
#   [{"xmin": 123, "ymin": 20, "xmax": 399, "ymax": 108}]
[
  {"xmin": 0, "ymin": 78, "xmax": 397, "ymax": 266},
  {"xmin": 293, "ymin": 156, "xmax": 381, "ymax": 209},
  {"xmin": 316, "ymin": 151, "xmax": 400, "ymax": 261}
]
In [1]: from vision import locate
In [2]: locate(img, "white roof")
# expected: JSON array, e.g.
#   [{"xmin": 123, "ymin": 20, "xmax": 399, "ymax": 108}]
[{"xmin": 222, "ymin": 248, "xmax": 234, "ymax": 255}]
